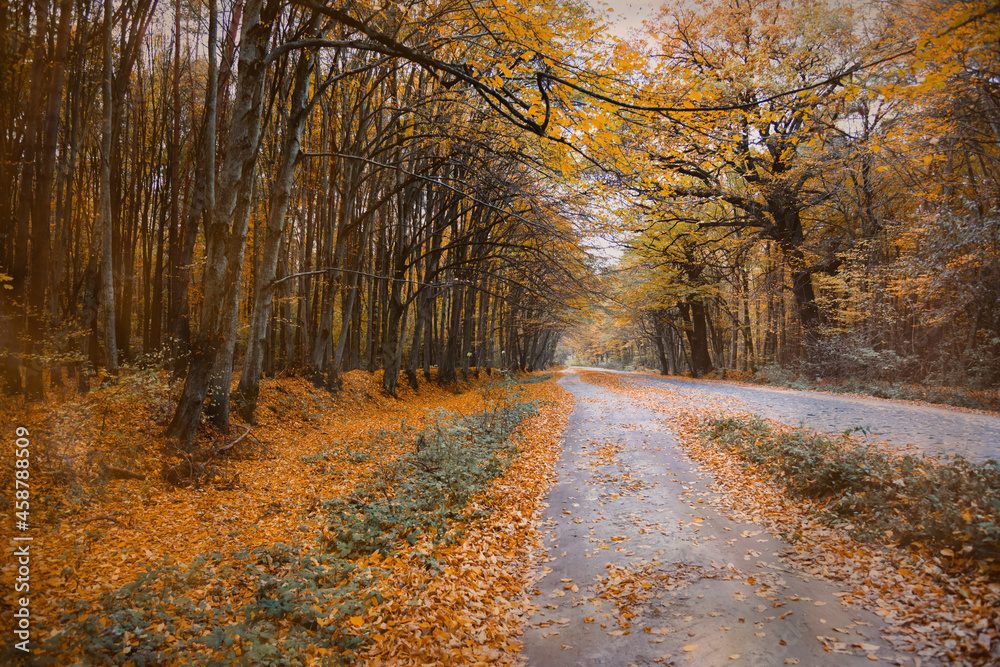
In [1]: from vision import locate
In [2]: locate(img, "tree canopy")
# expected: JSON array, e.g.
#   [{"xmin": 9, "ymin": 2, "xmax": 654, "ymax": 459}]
[{"xmin": 2, "ymin": 0, "xmax": 998, "ymax": 443}]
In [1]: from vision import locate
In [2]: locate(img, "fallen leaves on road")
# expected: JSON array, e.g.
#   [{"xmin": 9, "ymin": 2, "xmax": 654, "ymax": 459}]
[
  {"xmin": 578, "ymin": 370, "xmax": 1000, "ymax": 666},
  {"xmin": 591, "ymin": 559, "xmax": 700, "ymax": 629}
]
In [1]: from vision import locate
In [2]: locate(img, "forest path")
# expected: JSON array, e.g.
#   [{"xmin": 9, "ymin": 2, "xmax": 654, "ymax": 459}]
[
  {"xmin": 602, "ymin": 369, "xmax": 1000, "ymax": 464},
  {"xmin": 520, "ymin": 370, "xmax": 918, "ymax": 667}
]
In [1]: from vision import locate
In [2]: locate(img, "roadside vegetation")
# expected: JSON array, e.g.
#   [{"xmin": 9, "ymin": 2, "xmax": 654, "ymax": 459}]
[
  {"xmin": 698, "ymin": 415, "xmax": 1000, "ymax": 561},
  {"xmin": 741, "ymin": 366, "xmax": 1000, "ymax": 414},
  {"xmin": 0, "ymin": 367, "xmax": 572, "ymax": 665}
]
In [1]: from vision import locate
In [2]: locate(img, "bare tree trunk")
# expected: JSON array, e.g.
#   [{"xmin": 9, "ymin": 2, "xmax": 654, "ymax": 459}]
[
  {"xmin": 204, "ymin": 172, "xmax": 256, "ymax": 429},
  {"xmin": 459, "ymin": 276, "xmax": 476, "ymax": 381},
  {"xmin": 380, "ymin": 273, "xmax": 407, "ymax": 396},
  {"xmin": 98, "ymin": 0, "xmax": 118, "ymax": 375},
  {"xmin": 26, "ymin": 0, "xmax": 73, "ymax": 392},
  {"xmin": 14, "ymin": 0, "xmax": 48, "ymax": 398},
  {"xmin": 169, "ymin": 0, "xmax": 239, "ymax": 376},
  {"xmin": 679, "ymin": 299, "xmax": 712, "ymax": 378},
  {"xmin": 166, "ymin": 0, "xmax": 181, "ymax": 357},
  {"xmin": 405, "ymin": 288, "xmax": 428, "ymax": 390},
  {"xmin": 0, "ymin": 0, "xmax": 26, "ymax": 392},
  {"xmin": 742, "ymin": 268, "xmax": 755, "ymax": 373},
  {"xmin": 167, "ymin": 0, "xmax": 276, "ymax": 447},
  {"xmin": 407, "ymin": 222, "xmax": 442, "ymax": 388},
  {"xmin": 473, "ymin": 275, "xmax": 490, "ymax": 377},
  {"xmin": 666, "ymin": 325, "xmax": 677, "ymax": 375},
  {"xmin": 653, "ymin": 320, "xmax": 669, "ymax": 375},
  {"xmin": 236, "ymin": 51, "xmax": 315, "ymax": 420}
]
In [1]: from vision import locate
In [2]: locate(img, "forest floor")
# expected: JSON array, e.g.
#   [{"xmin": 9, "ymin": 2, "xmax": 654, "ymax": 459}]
[
  {"xmin": 521, "ymin": 370, "xmax": 999, "ymax": 667},
  {"xmin": 0, "ymin": 368, "xmax": 573, "ymax": 665}
]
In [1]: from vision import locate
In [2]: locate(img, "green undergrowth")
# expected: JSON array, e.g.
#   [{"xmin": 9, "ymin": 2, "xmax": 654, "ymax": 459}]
[
  {"xmin": 323, "ymin": 397, "xmax": 537, "ymax": 559},
  {"xmin": 516, "ymin": 372, "xmax": 554, "ymax": 385},
  {"xmin": 41, "ymin": 381, "xmax": 537, "ymax": 666},
  {"xmin": 699, "ymin": 415, "xmax": 1000, "ymax": 563},
  {"xmin": 39, "ymin": 546, "xmax": 371, "ymax": 667}
]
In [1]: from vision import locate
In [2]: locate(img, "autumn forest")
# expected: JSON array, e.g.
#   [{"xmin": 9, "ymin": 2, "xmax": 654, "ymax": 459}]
[
  {"xmin": 3, "ymin": 0, "xmax": 999, "ymax": 429},
  {"xmin": 2, "ymin": 0, "xmax": 1000, "ymax": 664}
]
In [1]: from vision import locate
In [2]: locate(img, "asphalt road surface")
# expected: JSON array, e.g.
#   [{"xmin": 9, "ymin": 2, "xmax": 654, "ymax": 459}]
[
  {"xmin": 616, "ymin": 370, "xmax": 1000, "ymax": 464},
  {"xmin": 521, "ymin": 370, "xmax": 941, "ymax": 667}
]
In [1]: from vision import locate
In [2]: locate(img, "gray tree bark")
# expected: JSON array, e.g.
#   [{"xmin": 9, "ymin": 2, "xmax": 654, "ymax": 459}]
[
  {"xmin": 98, "ymin": 0, "xmax": 118, "ymax": 375},
  {"xmin": 236, "ymin": 50, "xmax": 316, "ymax": 421},
  {"xmin": 167, "ymin": 0, "xmax": 277, "ymax": 447}
]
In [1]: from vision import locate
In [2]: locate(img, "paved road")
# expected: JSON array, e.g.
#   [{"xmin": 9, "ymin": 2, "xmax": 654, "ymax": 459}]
[
  {"xmin": 521, "ymin": 371, "xmax": 916, "ymax": 667},
  {"xmin": 583, "ymin": 369, "xmax": 1000, "ymax": 464}
]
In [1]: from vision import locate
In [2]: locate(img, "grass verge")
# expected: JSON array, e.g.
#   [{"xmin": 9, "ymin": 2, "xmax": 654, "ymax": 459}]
[
  {"xmin": 699, "ymin": 415, "xmax": 1000, "ymax": 562},
  {"xmin": 35, "ymin": 384, "xmax": 537, "ymax": 666}
]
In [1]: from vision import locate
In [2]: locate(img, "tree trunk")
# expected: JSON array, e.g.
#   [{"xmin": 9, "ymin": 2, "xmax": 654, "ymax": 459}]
[
  {"xmin": 26, "ymin": 0, "xmax": 73, "ymax": 394},
  {"xmin": 680, "ymin": 299, "xmax": 713, "ymax": 377},
  {"xmin": 169, "ymin": 0, "xmax": 239, "ymax": 375},
  {"xmin": 204, "ymin": 172, "xmax": 256, "ymax": 430},
  {"xmin": 742, "ymin": 268, "xmax": 755, "ymax": 373},
  {"xmin": 380, "ymin": 276, "xmax": 407, "ymax": 396},
  {"xmin": 167, "ymin": 0, "xmax": 276, "ymax": 447},
  {"xmin": 459, "ymin": 276, "xmax": 477, "ymax": 381},
  {"xmin": 790, "ymin": 268, "xmax": 820, "ymax": 333},
  {"xmin": 236, "ymin": 49, "xmax": 315, "ymax": 421},
  {"xmin": 15, "ymin": 0, "xmax": 48, "ymax": 398},
  {"xmin": 653, "ymin": 323, "xmax": 669, "ymax": 375},
  {"xmin": 98, "ymin": 0, "xmax": 118, "ymax": 377}
]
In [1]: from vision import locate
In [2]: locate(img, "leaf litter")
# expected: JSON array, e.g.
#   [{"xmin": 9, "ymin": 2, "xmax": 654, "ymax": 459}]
[{"xmin": 0, "ymin": 368, "xmax": 574, "ymax": 665}]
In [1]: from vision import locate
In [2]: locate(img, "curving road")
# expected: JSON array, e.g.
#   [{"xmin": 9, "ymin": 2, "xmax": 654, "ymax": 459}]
[
  {"xmin": 581, "ymin": 369, "xmax": 1000, "ymax": 464},
  {"xmin": 522, "ymin": 370, "xmax": 922, "ymax": 666}
]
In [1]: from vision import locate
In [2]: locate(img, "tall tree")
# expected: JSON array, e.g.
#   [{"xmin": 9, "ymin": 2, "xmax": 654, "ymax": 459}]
[
  {"xmin": 641, "ymin": 0, "xmax": 864, "ymax": 342},
  {"xmin": 167, "ymin": 0, "xmax": 282, "ymax": 444}
]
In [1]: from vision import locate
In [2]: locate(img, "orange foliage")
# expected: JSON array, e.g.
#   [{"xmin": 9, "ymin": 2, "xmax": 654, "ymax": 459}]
[{"xmin": 0, "ymin": 368, "xmax": 573, "ymax": 664}]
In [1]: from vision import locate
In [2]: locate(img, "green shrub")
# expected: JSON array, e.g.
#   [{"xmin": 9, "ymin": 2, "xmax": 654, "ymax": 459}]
[
  {"xmin": 516, "ymin": 372, "xmax": 554, "ymax": 385},
  {"xmin": 324, "ymin": 400, "xmax": 537, "ymax": 559},
  {"xmin": 753, "ymin": 364, "xmax": 798, "ymax": 386}
]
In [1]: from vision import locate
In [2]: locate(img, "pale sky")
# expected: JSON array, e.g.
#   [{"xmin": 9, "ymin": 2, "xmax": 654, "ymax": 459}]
[
  {"xmin": 594, "ymin": 0, "xmax": 876, "ymax": 37},
  {"xmin": 595, "ymin": 0, "xmax": 661, "ymax": 37}
]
